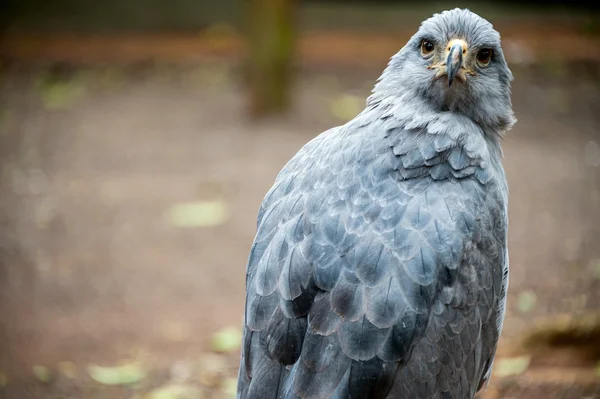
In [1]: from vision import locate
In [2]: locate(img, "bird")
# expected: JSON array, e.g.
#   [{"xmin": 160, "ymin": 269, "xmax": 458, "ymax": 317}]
[{"xmin": 237, "ymin": 8, "xmax": 515, "ymax": 399}]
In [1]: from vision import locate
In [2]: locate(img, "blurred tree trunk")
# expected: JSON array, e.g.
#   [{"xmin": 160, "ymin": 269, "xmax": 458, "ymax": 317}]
[{"xmin": 246, "ymin": 0, "xmax": 296, "ymax": 118}]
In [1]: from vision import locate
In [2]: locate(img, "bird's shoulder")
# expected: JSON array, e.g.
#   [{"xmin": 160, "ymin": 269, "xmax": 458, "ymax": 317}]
[{"xmin": 257, "ymin": 110, "xmax": 506, "ymax": 236}]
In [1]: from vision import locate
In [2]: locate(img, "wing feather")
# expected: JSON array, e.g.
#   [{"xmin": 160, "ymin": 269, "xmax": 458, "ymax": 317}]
[{"xmin": 238, "ymin": 115, "xmax": 508, "ymax": 399}]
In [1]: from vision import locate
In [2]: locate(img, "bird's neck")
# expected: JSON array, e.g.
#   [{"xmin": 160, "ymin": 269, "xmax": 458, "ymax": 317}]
[
  {"xmin": 351, "ymin": 91, "xmax": 505, "ymax": 166},
  {"xmin": 362, "ymin": 87, "xmax": 505, "ymax": 159},
  {"xmin": 367, "ymin": 62, "xmax": 514, "ymax": 145}
]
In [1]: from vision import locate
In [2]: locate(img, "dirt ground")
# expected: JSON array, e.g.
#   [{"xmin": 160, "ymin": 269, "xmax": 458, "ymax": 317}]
[{"xmin": 0, "ymin": 54, "xmax": 599, "ymax": 396}]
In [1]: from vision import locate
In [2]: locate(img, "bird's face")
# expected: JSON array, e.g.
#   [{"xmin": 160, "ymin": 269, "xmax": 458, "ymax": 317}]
[
  {"xmin": 423, "ymin": 37, "xmax": 493, "ymax": 88},
  {"xmin": 372, "ymin": 8, "xmax": 516, "ymax": 132}
]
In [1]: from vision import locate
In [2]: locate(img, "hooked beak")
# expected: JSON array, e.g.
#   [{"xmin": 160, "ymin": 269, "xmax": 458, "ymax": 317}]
[{"xmin": 447, "ymin": 43, "xmax": 464, "ymax": 87}]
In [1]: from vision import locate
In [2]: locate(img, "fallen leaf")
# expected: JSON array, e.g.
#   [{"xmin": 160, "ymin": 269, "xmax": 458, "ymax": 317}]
[
  {"xmin": 167, "ymin": 201, "xmax": 229, "ymax": 228},
  {"xmin": 33, "ymin": 365, "xmax": 51, "ymax": 383},
  {"xmin": 37, "ymin": 76, "xmax": 86, "ymax": 110},
  {"xmin": 494, "ymin": 356, "xmax": 531, "ymax": 378},
  {"xmin": 517, "ymin": 290, "xmax": 537, "ymax": 313},
  {"xmin": 146, "ymin": 384, "xmax": 204, "ymax": 399},
  {"xmin": 87, "ymin": 363, "xmax": 146, "ymax": 385},
  {"xmin": 211, "ymin": 326, "xmax": 242, "ymax": 353},
  {"xmin": 221, "ymin": 377, "xmax": 237, "ymax": 398},
  {"xmin": 329, "ymin": 94, "xmax": 363, "ymax": 122}
]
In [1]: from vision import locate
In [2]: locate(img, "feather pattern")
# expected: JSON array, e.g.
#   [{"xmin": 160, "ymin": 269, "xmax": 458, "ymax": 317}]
[
  {"xmin": 238, "ymin": 8, "xmax": 511, "ymax": 399},
  {"xmin": 238, "ymin": 103, "xmax": 508, "ymax": 398}
]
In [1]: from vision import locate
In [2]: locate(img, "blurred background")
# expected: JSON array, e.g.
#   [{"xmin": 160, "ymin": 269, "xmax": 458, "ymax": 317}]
[{"xmin": 0, "ymin": 0, "xmax": 599, "ymax": 398}]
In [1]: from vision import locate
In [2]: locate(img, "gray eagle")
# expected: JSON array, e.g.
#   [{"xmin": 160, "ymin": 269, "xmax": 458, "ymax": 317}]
[{"xmin": 237, "ymin": 8, "xmax": 515, "ymax": 399}]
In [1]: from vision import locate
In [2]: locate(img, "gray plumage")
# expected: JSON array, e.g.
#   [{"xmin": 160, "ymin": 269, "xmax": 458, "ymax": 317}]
[{"xmin": 237, "ymin": 8, "xmax": 515, "ymax": 399}]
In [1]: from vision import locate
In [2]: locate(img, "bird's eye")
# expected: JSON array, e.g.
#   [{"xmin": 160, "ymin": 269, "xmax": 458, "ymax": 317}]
[
  {"xmin": 477, "ymin": 48, "xmax": 493, "ymax": 66},
  {"xmin": 420, "ymin": 40, "xmax": 435, "ymax": 58}
]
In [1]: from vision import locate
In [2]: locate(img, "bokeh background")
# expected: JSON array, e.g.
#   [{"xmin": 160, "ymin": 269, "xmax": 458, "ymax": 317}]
[{"xmin": 0, "ymin": 1, "xmax": 599, "ymax": 398}]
